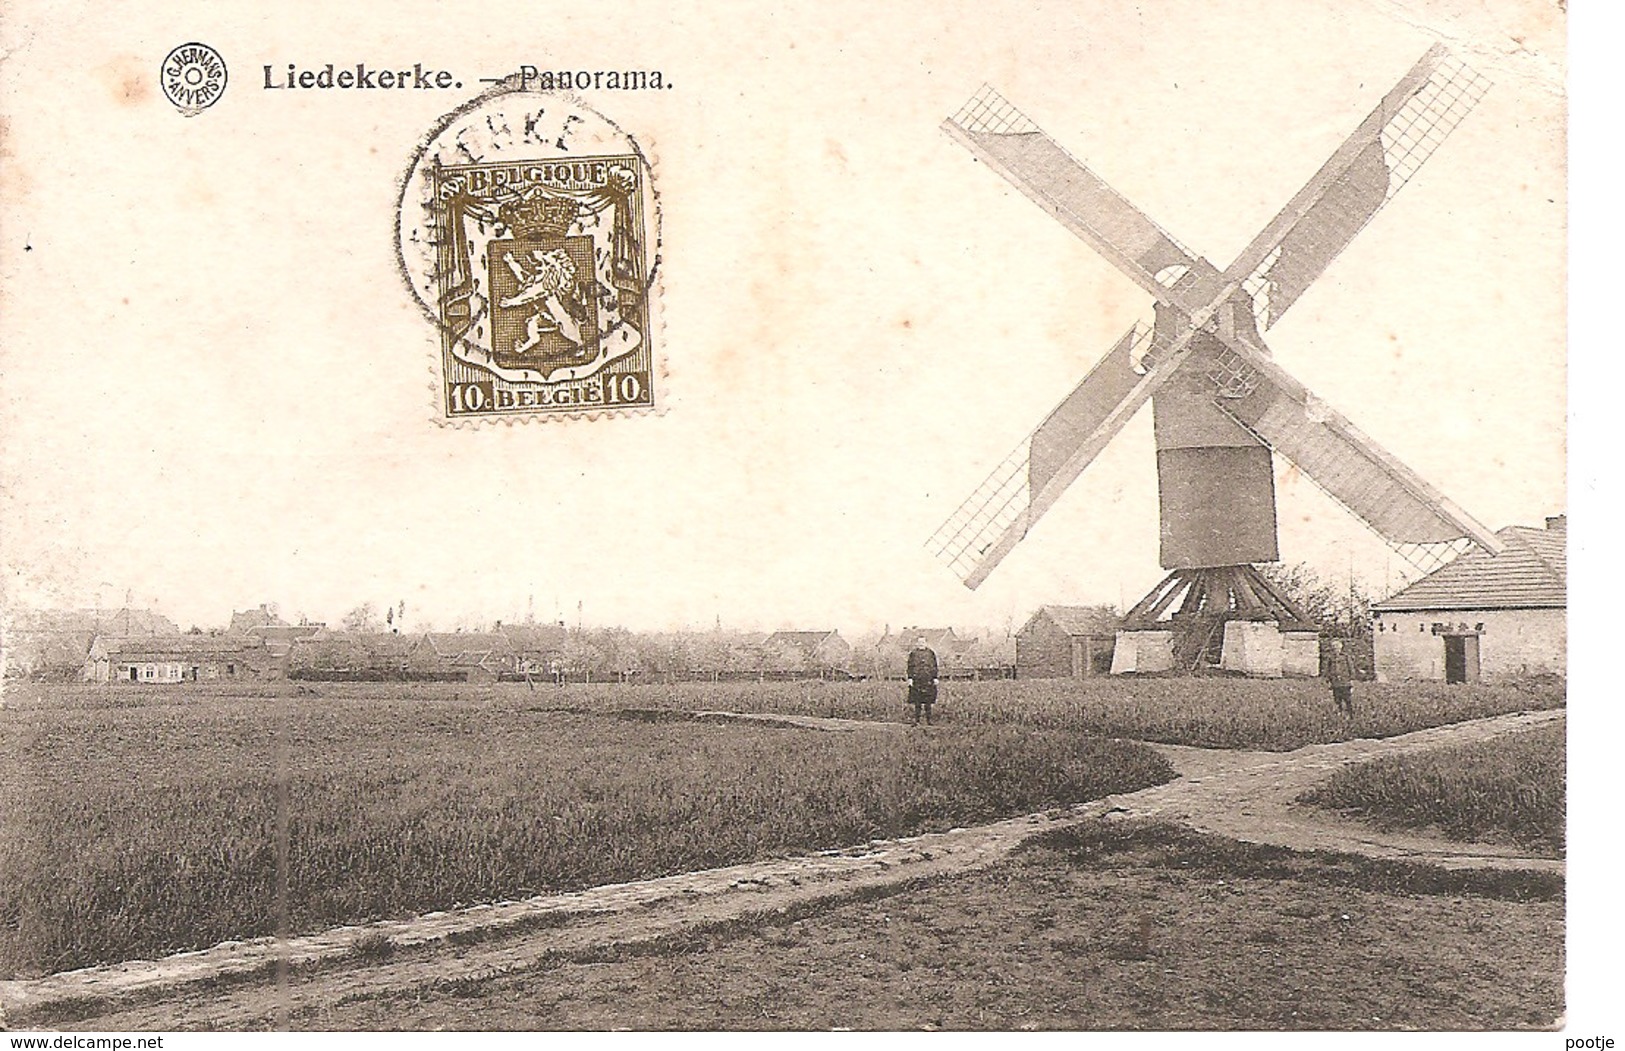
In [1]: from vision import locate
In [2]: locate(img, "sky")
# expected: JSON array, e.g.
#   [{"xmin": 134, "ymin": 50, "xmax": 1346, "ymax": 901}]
[{"xmin": 0, "ymin": 0, "xmax": 1566, "ymax": 635}]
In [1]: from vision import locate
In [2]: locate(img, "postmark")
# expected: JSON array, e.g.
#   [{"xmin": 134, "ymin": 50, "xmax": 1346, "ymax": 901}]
[
  {"xmin": 160, "ymin": 42, "xmax": 227, "ymax": 115},
  {"xmin": 397, "ymin": 83, "xmax": 659, "ymax": 422}
]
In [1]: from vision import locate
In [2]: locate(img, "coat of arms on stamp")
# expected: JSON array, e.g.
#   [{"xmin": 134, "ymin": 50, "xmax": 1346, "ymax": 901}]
[{"xmin": 398, "ymin": 88, "xmax": 658, "ymax": 420}]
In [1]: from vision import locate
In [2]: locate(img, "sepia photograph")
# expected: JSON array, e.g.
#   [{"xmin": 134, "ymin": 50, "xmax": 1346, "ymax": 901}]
[{"xmin": 0, "ymin": 0, "xmax": 1596, "ymax": 1040}]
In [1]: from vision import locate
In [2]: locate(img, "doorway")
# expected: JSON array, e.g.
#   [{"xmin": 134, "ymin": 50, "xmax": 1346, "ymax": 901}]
[{"xmin": 1444, "ymin": 635, "xmax": 1481, "ymax": 684}]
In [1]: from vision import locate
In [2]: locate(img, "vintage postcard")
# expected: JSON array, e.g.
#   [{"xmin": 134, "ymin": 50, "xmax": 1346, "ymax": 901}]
[{"xmin": 0, "ymin": 0, "xmax": 1587, "ymax": 1039}]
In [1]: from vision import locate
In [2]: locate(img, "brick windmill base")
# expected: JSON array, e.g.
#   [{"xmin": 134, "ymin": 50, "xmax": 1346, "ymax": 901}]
[{"xmin": 1111, "ymin": 564, "xmax": 1322, "ymax": 677}]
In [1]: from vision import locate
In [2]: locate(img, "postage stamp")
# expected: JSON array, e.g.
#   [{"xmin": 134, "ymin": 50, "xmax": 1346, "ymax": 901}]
[{"xmin": 397, "ymin": 85, "xmax": 659, "ymax": 421}]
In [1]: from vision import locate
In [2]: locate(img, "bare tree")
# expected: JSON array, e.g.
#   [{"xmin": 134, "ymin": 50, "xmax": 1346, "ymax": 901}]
[{"xmin": 342, "ymin": 602, "xmax": 382, "ymax": 633}]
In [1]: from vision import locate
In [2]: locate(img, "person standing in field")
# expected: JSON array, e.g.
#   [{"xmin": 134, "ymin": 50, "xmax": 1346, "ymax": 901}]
[
  {"xmin": 906, "ymin": 637, "xmax": 939, "ymax": 725},
  {"xmin": 1326, "ymin": 638, "xmax": 1355, "ymax": 718}
]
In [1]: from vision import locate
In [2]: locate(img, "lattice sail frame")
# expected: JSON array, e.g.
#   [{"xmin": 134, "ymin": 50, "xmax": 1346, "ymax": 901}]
[
  {"xmin": 948, "ymin": 84, "xmax": 1041, "ymax": 136},
  {"xmin": 1378, "ymin": 51, "xmax": 1492, "ymax": 199},
  {"xmin": 926, "ymin": 322, "xmax": 1157, "ymax": 582},
  {"xmin": 1239, "ymin": 47, "xmax": 1493, "ymax": 330}
]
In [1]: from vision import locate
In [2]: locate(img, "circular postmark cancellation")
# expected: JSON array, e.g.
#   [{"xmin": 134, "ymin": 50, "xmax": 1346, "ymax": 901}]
[
  {"xmin": 161, "ymin": 43, "xmax": 228, "ymax": 115},
  {"xmin": 397, "ymin": 82, "xmax": 660, "ymax": 421}
]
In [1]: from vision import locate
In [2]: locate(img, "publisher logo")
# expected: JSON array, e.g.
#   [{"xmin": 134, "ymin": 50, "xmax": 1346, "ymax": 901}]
[{"xmin": 161, "ymin": 43, "xmax": 227, "ymax": 115}]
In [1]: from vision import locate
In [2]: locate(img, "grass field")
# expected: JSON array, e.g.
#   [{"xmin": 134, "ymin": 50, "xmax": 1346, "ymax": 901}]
[
  {"xmin": 0, "ymin": 675, "xmax": 1565, "ymax": 982},
  {"xmin": 264, "ymin": 822, "xmax": 1565, "ymax": 1031},
  {"xmin": 1298, "ymin": 722, "xmax": 1566, "ymax": 857},
  {"xmin": 0, "ymin": 687, "xmax": 1172, "ymax": 978},
  {"xmin": 535, "ymin": 674, "xmax": 1564, "ymax": 751}
]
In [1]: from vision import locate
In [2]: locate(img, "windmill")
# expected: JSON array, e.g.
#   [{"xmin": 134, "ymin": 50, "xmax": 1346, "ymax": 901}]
[{"xmin": 927, "ymin": 45, "xmax": 1505, "ymax": 673}]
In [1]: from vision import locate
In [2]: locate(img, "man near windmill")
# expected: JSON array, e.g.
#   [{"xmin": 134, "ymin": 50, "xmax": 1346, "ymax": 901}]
[
  {"xmin": 905, "ymin": 636, "xmax": 939, "ymax": 725},
  {"xmin": 1326, "ymin": 639, "xmax": 1355, "ymax": 718}
]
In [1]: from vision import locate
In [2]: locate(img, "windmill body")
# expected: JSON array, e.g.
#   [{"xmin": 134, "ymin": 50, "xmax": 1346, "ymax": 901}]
[{"xmin": 929, "ymin": 46, "xmax": 1504, "ymax": 675}]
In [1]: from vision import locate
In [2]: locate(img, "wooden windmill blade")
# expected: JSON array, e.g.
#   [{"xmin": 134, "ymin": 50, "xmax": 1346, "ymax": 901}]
[
  {"xmin": 1229, "ymin": 45, "xmax": 1492, "ymax": 329},
  {"xmin": 942, "ymin": 86, "xmax": 1212, "ymax": 309},
  {"xmin": 1205, "ymin": 331, "xmax": 1504, "ymax": 554},
  {"xmin": 928, "ymin": 320, "xmax": 1210, "ymax": 589},
  {"xmin": 931, "ymin": 87, "xmax": 1239, "ymax": 589}
]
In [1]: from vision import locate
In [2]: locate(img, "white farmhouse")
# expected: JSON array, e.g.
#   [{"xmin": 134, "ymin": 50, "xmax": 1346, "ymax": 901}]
[{"xmin": 1371, "ymin": 516, "xmax": 1565, "ymax": 683}]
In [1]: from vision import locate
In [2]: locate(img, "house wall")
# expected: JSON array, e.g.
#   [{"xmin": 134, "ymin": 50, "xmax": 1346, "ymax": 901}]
[
  {"xmin": 114, "ymin": 657, "xmax": 250, "ymax": 683},
  {"xmin": 118, "ymin": 661, "xmax": 186, "ymax": 683},
  {"xmin": 1372, "ymin": 608, "xmax": 1565, "ymax": 682},
  {"xmin": 1016, "ymin": 615, "xmax": 1074, "ymax": 679}
]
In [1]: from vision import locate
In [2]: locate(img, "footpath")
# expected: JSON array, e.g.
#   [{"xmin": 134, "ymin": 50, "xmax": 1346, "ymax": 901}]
[{"xmin": 0, "ymin": 707, "xmax": 1562, "ymax": 1030}]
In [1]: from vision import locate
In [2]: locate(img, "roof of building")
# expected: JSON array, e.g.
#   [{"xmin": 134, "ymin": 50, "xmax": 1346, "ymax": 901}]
[
  {"xmin": 1373, "ymin": 523, "xmax": 1566, "ymax": 612},
  {"xmin": 111, "ymin": 634, "xmax": 264, "ymax": 661},
  {"xmin": 352, "ymin": 632, "xmax": 421, "ymax": 657},
  {"xmin": 10, "ymin": 608, "xmax": 181, "ymax": 638},
  {"xmin": 883, "ymin": 627, "xmax": 977, "ymax": 651},
  {"xmin": 498, "ymin": 624, "xmax": 570, "ymax": 652},
  {"xmin": 423, "ymin": 632, "xmax": 516, "ymax": 658},
  {"xmin": 765, "ymin": 630, "xmax": 843, "ymax": 653},
  {"xmin": 1022, "ymin": 605, "xmax": 1122, "ymax": 637},
  {"xmin": 250, "ymin": 623, "xmax": 325, "ymax": 643},
  {"xmin": 229, "ymin": 605, "xmax": 288, "ymax": 632}
]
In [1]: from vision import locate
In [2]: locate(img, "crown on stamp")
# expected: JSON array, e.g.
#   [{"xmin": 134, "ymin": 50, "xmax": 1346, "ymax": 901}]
[{"xmin": 501, "ymin": 194, "xmax": 579, "ymax": 238}]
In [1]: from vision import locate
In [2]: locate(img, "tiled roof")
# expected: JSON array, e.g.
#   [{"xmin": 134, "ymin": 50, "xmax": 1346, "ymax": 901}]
[
  {"xmin": 112, "ymin": 634, "xmax": 263, "ymax": 660},
  {"xmin": 1374, "ymin": 525, "xmax": 1566, "ymax": 612},
  {"xmin": 10, "ymin": 608, "xmax": 180, "ymax": 637},
  {"xmin": 884, "ymin": 628, "xmax": 975, "ymax": 650},
  {"xmin": 499, "ymin": 624, "xmax": 570, "ymax": 652},
  {"xmin": 765, "ymin": 630, "xmax": 839, "ymax": 652},
  {"xmin": 1026, "ymin": 605, "xmax": 1122, "ymax": 637},
  {"xmin": 424, "ymin": 632, "xmax": 515, "ymax": 656}
]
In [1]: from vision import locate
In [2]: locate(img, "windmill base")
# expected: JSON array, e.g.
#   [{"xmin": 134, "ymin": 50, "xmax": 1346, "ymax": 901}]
[
  {"xmin": 1113, "ymin": 565, "xmax": 1322, "ymax": 677},
  {"xmin": 1109, "ymin": 629, "xmax": 1176, "ymax": 675}
]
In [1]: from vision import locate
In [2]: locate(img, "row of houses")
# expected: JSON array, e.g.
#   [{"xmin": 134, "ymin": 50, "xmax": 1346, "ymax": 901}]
[
  {"xmin": 6, "ymin": 518, "xmax": 1564, "ymax": 686},
  {"xmin": 3, "ymin": 610, "xmax": 1009, "ymax": 685}
]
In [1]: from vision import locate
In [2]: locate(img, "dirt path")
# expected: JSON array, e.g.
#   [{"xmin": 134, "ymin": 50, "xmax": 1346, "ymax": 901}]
[
  {"xmin": 1120, "ymin": 708, "xmax": 1565, "ymax": 870},
  {"xmin": 0, "ymin": 708, "xmax": 1562, "ymax": 1030}
]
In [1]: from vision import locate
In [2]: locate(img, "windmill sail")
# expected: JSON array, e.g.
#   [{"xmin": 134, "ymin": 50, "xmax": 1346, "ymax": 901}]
[
  {"xmin": 1231, "ymin": 45, "xmax": 1492, "ymax": 329},
  {"xmin": 1206, "ymin": 337, "xmax": 1503, "ymax": 554},
  {"xmin": 943, "ymin": 87, "xmax": 1206, "ymax": 308},
  {"xmin": 929, "ymin": 322, "xmax": 1206, "ymax": 589}
]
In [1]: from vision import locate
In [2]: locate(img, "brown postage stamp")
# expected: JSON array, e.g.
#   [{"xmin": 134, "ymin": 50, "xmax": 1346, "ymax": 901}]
[{"xmin": 397, "ymin": 85, "xmax": 659, "ymax": 422}]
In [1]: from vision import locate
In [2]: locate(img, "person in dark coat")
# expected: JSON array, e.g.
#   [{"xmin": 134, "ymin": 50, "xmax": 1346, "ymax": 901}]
[
  {"xmin": 906, "ymin": 638, "xmax": 939, "ymax": 725},
  {"xmin": 1326, "ymin": 638, "xmax": 1355, "ymax": 718}
]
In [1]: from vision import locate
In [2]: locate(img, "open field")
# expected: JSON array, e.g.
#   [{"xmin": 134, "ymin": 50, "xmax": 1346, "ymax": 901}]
[
  {"xmin": 529, "ymin": 675, "xmax": 1564, "ymax": 750},
  {"xmin": 16, "ymin": 671, "xmax": 1561, "ymax": 748},
  {"xmin": 0, "ymin": 687, "xmax": 1173, "ymax": 978},
  {"xmin": 1299, "ymin": 722, "xmax": 1565, "ymax": 858},
  {"xmin": 198, "ymin": 821, "xmax": 1563, "ymax": 1031},
  {"xmin": 0, "ymin": 674, "xmax": 1565, "ymax": 1005}
]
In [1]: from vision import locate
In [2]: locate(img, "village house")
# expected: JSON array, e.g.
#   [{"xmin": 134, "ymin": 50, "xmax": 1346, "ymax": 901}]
[
  {"xmin": 1371, "ymin": 516, "xmax": 1566, "ymax": 683},
  {"xmin": 103, "ymin": 633, "xmax": 272, "ymax": 684},
  {"xmin": 499, "ymin": 623, "xmax": 571, "ymax": 679},
  {"xmin": 762, "ymin": 630, "xmax": 853, "ymax": 672},
  {"xmin": 880, "ymin": 626, "xmax": 978, "ymax": 659},
  {"xmin": 862, "ymin": 626, "xmax": 994, "ymax": 678},
  {"xmin": 1015, "ymin": 605, "xmax": 1121, "ymax": 679},
  {"xmin": 420, "ymin": 632, "xmax": 519, "ymax": 683},
  {"xmin": 3, "ymin": 608, "xmax": 180, "ymax": 681}
]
